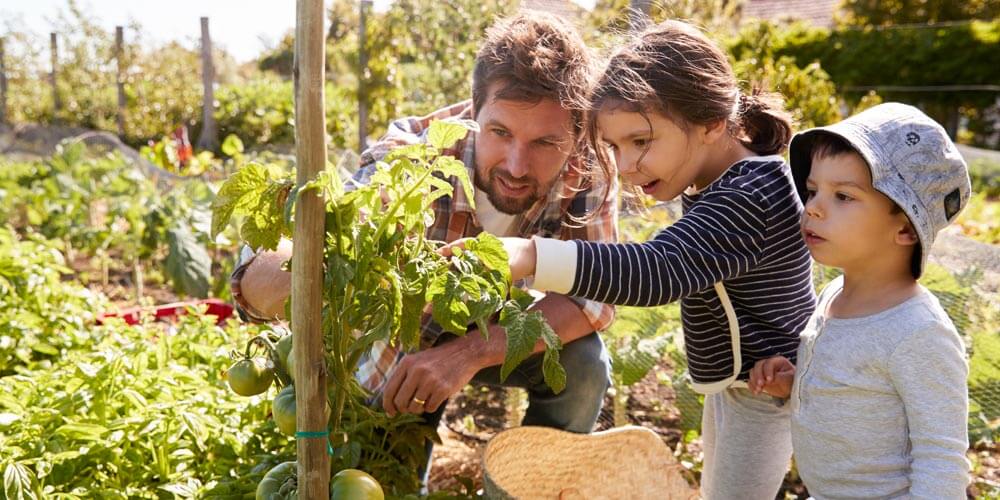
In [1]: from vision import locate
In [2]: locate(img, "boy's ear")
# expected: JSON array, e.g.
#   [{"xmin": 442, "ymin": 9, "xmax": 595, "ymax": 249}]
[{"xmin": 895, "ymin": 220, "xmax": 919, "ymax": 247}]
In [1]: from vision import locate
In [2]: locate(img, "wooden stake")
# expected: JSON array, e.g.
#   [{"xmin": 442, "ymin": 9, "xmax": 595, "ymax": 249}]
[
  {"xmin": 196, "ymin": 17, "xmax": 218, "ymax": 151},
  {"xmin": 0, "ymin": 38, "xmax": 8, "ymax": 125},
  {"xmin": 115, "ymin": 27, "xmax": 127, "ymax": 139},
  {"xmin": 358, "ymin": 0, "xmax": 371, "ymax": 152},
  {"xmin": 50, "ymin": 33, "xmax": 60, "ymax": 121},
  {"xmin": 293, "ymin": 0, "xmax": 330, "ymax": 496}
]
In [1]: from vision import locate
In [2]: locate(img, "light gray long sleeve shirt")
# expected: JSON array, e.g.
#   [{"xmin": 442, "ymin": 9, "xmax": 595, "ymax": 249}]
[{"xmin": 790, "ymin": 276, "xmax": 970, "ymax": 499}]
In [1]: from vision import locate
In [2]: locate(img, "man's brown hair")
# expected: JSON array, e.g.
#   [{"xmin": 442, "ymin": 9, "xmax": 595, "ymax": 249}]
[{"xmin": 472, "ymin": 12, "xmax": 595, "ymax": 137}]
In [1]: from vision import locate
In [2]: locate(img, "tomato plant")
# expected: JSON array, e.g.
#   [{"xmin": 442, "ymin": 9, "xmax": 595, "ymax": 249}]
[{"xmin": 211, "ymin": 119, "xmax": 565, "ymax": 493}]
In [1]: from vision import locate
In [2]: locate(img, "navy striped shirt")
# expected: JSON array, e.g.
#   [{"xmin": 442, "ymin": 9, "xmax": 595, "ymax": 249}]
[{"xmin": 568, "ymin": 156, "xmax": 816, "ymax": 392}]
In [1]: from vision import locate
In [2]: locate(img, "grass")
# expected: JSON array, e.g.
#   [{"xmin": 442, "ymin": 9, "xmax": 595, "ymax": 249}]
[{"xmin": 957, "ymin": 192, "xmax": 1000, "ymax": 245}]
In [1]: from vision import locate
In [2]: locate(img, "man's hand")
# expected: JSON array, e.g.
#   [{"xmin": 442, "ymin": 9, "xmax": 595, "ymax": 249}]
[
  {"xmin": 439, "ymin": 236, "xmax": 537, "ymax": 282},
  {"xmin": 749, "ymin": 356, "xmax": 795, "ymax": 399},
  {"xmin": 381, "ymin": 335, "xmax": 486, "ymax": 416}
]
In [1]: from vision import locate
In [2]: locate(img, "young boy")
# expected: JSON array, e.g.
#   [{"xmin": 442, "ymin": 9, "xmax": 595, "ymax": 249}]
[{"xmin": 749, "ymin": 102, "xmax": 971, "ymax": 498}]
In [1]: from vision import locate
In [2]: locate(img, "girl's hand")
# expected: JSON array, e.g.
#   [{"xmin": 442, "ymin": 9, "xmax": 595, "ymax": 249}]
[
  {"xmin": 439, "ymin": 237, "xmax": 537, "ymax": 281},
  {"xmin": 749, "ymin": 356, "xmax": 795, "ymax": 399}
]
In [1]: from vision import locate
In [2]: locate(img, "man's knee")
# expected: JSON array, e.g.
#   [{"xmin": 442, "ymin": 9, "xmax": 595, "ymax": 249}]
[{"xmin": 551, "ymin": 332, "xmax": 610, "ymax": 395}]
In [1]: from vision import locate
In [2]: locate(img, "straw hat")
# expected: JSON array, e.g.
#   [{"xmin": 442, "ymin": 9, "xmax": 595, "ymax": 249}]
[{"xmin": 483, "ymin": 425, "xmax": 698, "ymax": 499}]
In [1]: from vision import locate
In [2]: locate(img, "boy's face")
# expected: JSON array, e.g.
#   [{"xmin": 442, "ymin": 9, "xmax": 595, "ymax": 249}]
[{"xmin": 801, "ymin": 152, "xmax": 916, "ymax": 272}]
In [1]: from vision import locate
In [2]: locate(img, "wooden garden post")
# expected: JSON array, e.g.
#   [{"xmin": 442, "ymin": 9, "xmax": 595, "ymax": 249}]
[
  {"xmin": 358, "ymin": 0, "xmax": 371, "ymax": 152},
  {"xmin": 197, "ymin": 17, "xmax": 219, "ymax": 151},
  {"xmin": 293, "ymin": 0, "xmax": 330, "ymax": 497},
  {"xmin": 0, "ymin": 37, "xmax": 7, "ymax": 125},
  {"xmin": 50, "ymin": 33, "xmax": 60, "ymax": 122},
  {"xmin": 115, "ymin": 26, "xmax": 126, "ymax": 139}
]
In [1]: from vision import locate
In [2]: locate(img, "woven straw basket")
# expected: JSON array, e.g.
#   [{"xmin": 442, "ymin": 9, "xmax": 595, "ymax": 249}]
[{"xmin": 482, "ymin": 425, "xmax": 699, "ymax": 499}]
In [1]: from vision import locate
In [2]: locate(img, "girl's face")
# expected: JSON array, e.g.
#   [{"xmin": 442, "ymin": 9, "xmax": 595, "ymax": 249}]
[{"xmin": 597, "ymin": 106, "xmax": 709, "ymax": 201}]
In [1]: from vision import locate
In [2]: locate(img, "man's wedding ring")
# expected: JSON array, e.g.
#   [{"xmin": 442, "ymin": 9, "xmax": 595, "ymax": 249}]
[{"xmin": 412, "ymin": 397, "xmax": 426, "ymax": 406}]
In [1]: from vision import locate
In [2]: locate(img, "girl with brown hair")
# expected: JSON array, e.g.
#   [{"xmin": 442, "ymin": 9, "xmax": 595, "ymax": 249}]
[{"xmin": 448, "ymin": 20, "xmax": 817, "ymax": 498}]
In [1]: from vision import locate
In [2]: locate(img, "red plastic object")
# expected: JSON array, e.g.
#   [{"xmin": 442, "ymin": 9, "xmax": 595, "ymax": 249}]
[{"xmin": 97, "ymin": 298, "xmax": 234, "ymax": 326}]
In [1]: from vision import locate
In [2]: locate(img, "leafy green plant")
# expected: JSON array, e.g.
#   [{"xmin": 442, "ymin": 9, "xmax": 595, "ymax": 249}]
[
  {"xmin": 969, "ymin": 158, "xmax": 1000, "ymax": 198},
  {"xmin": 139, "ymin": 134, "xmax": 217, "ymax": 177},
  {"xmin": 0, "ymin": 141, "xmax": 229, "ymax": 299},
  {"xmin": 729, "ymin": 19, "xmax": 1000, "ymax": 140},
  {"xmin": 0, "ymin": 313, "xmax": 289, "ymax": 499},
  {"xmin": 603, "ymin": 305, "xmax": 679, "ymax": 427},
  {"xmin": 211, "ymin": 119, "xmax": 564, "ymax": 493},
  {"xmin": 0, "ymin": 226, "xmax": 105, "ymax": 376}
]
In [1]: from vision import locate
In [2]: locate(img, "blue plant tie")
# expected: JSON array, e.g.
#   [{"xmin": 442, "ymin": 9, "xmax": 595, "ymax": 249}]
[{"xmin": 295, "ymin": 430, "xmax": 335, "ymax": 456}]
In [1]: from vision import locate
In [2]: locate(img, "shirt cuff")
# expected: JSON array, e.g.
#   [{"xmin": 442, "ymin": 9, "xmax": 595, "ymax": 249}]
[{"xmin": 530, "ymin": 236, "xmax": 578, "ymax": 294}]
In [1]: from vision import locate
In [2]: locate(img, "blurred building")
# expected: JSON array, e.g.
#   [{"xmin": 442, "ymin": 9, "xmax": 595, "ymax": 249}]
[
  {"xmin": 519, "ymin": 0, "xmax": 585, "ymax": 19},
  {"xmin": 741, "ymin": 0, "xmax": 840, "ymax": 27}
]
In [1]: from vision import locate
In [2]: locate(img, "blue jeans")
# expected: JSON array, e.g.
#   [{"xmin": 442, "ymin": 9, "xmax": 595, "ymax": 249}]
[{"xmin": 419, "ymin": 331, "xmax": 610, "ymax": 483}]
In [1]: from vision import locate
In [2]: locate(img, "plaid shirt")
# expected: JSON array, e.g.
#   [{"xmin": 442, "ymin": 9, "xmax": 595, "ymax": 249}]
[{"xmin": 232, "ymin": 101, "xmax": 618, "ymax": 394}]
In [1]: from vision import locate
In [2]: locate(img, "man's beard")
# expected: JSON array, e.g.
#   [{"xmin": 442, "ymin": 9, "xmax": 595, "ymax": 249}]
[{"xmin": 474, "ymin": 167, "xmax": 543, "ymax": 215}]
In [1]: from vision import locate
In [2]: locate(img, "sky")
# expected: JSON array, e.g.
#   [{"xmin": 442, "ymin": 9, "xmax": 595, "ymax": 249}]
[
  {"xmin": 2, "ymin": 0, "xmax": 597, "ymax": 64},
  {"xmin": 2, "ymin": 0, "xmax": 337, "ymax": 64}
]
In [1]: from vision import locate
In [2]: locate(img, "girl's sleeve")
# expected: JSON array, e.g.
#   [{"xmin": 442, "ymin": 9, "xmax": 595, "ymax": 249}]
[
  {"xmin": 889, "ymin": 320, "xmax": 970, "ymax": 499},
  {"xmin": 533, "ymin": 187, "xmax": 767, "ymax": 306}
]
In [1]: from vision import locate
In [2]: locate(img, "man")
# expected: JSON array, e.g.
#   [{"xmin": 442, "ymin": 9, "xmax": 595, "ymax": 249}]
[{"xmin": 232, "ymin": 12, "xmax": 617, "ymax": 449}]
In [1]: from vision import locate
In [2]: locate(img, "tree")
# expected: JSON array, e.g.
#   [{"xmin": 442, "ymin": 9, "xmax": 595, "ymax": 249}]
[{"xmin": 839, "ymin": 0, "xmax": 1000, "ymax": 27}]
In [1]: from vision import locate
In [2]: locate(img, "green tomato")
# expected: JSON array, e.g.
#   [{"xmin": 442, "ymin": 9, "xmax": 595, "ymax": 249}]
[
  {"xmin": 330, "ymin": 469, "xmax": 384, "ymax": 500},
  {"xmin": 256, "ymin": 461, "xmax": 298, "ymax": 500},
  {"xmin": 227, "ymin": 357, "xmax": 274, "ymax": 396},
  {"xmin": 272, "ymin": 384, "xmax": 331, "ymax": 436},
  {"xmin": 272, "ymin": 384, "xmax": 297, "ymax": 436},
  {"xmin": 286, "ymin": 349, "xmax": 295, "ymax": 383},
  {"xmin": 276, "ymin": 334, "xmax": 293, "ymax": 372}
]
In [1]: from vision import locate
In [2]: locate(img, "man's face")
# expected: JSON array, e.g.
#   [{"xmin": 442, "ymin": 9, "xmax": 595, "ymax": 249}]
[
  {"xmin": 473, "ymin": 83, "xmax": 575, "ymax": 215},
  {"xmin": 801, "ymin": 152, "xmax": 914, "ymax": 273}
]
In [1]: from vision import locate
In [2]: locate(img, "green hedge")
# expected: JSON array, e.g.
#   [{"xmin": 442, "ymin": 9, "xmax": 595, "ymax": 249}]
[{"xmin": 730, "ymin": 20, "xmax": 1000, "ymax": 108}]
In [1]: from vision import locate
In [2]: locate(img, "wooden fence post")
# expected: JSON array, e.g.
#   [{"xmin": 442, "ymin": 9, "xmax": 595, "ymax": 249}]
[
  {"xmin": 358, "ymin": 0, "xmax": 371, "ymax": 153},
  {"xmin": 0, "ymin": 37, "xmax": 7, "ymax": 125},
  {"xmin": 50, "ymin": 33, "xmax": 60, "ymax": 122},
  {"xmin": 196, "ymin": 17, "xmax": 219, "ymax": 150},
  {"xmin": 293, "ymin": 0, "xmax": 330, "ymax": 496},
  {"xmin": 115, "ymin": 26, "xmax": 126, "ymax": 139}
]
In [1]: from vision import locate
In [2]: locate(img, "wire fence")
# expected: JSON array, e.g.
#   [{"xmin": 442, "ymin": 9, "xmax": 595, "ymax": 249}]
[{"xmin": 586, "ymin": 260, "xmax": 1000, "ymax": 442}]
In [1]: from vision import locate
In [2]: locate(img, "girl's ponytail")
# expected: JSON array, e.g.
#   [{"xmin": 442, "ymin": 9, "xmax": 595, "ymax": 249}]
[{"xmin": 737, "ymin": 89, "xmax": 793, "ymax": 156}]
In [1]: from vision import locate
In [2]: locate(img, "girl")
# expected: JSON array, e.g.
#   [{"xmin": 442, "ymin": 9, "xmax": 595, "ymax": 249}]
[{"xmin": 467, "ymin": 21, "xmax": 817, "ymax": 499}]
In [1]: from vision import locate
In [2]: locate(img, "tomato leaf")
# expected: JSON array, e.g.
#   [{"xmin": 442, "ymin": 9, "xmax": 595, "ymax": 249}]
[
  {"xmin": 497, "ymin": 303, "xmax": 540, "ymax": 383},
  {"xmin": 210, "ymin": 162, "xmax": 267, "ymax": 238},
  {"xmin": 426, "ymin": 118, "xmax": 477, "ymax": 150},
  {"xmin": 466, "ymin": 233, "xmax": 511, "ymax": 284}
]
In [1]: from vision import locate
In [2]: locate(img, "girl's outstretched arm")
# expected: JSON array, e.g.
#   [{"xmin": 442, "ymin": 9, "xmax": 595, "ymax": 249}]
[{"xmin": 531, "ymin": 187, "xmax": 769, "ymax": 307}]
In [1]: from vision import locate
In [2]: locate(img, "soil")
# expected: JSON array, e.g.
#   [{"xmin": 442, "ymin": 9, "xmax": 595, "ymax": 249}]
[{"xmin": 426, "ymin": 358, "xmax": 999, "ymax": 499}]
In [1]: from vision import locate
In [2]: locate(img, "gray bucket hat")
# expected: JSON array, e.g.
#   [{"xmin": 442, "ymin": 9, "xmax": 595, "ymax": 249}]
[{"xmin": 789, "ymin": 102, "xmax": 971, "ymax": 279}]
